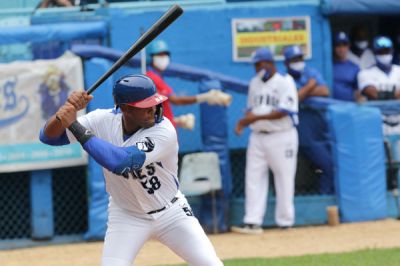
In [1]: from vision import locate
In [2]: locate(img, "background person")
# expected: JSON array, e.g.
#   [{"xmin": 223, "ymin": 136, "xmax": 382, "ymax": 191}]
[
  {"xmin": 146, "ymin": 40, "xmax": 231, "ymax": 129},
  {"xmin": 231, "ymin": 47, "xmax": 299, "ymax": 234},
  {"xmin": 348, "ymin": 25, "xmax": 376, "ymax": 69},
  {"xmin": 332, "ymin": 31, "xmax": 360, "ymax": 102},
  {"xmin": 284, "ymin": 45, "xmax": 334, "ymax": 194}
]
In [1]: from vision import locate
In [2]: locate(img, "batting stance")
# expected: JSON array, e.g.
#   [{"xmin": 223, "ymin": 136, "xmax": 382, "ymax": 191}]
[
  {"xmin": 39, "ymin": 74, "xmax": 223, "ymax": 266},
  {"xmin": 231, "ymin": 47, "xmax": 299, "ymax": 234}
]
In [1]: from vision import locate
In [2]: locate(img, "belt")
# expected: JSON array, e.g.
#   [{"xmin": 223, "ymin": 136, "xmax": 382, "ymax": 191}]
[
  {"xmin": 147, "ymin": 197, "xmax": 178, "ymax": 215},
  {"xmin": 257, "ymin": 130, "xmax": 273, "ymax": 134}
]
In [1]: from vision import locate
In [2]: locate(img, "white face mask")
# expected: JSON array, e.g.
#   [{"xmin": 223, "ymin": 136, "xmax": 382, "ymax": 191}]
[
  {"xmin": 289, "ymin": 61, "xmax": 305, "ymax": 72},
  {"xmin": 376, "ymin": 54, "xmax": 393, "ymax": 66},
  {"xmin": 355, "ymin": 41, "xmax": 368, "ymax": 50},
  {"xmin": 153, "ymin": 55, "xmax": 170, "ymax": 71}
]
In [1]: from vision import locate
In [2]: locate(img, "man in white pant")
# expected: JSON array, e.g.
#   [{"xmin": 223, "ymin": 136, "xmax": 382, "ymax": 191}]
[{"xmin": 231, "ymin": 47, "xmax": 299, "ymax": 234}]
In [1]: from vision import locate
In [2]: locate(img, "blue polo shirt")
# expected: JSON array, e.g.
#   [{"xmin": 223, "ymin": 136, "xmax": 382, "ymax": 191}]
[
  {"xmin": 290, "ymin": 66, "xmax": 327, "ymax": 90},
  {"xmin": 333, "ymin": 60, "xmax": 359, "ymax": 101}
]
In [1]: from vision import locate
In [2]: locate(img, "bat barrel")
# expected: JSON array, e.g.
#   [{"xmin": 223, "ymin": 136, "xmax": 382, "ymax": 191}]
[{"xmin": 86, "ymin": 4, "xmax": 183, "ymax": 95}]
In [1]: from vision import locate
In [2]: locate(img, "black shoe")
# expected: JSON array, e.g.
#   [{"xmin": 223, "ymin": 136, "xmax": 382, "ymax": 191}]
[{"xmin": 231, "ymin": 224, "xmax": 263, "ymax": 235}]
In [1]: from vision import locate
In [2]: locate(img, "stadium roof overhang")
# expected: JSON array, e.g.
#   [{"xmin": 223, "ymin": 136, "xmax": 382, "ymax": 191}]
[{"xmin": 321, "ymin": 0, "xmax": 400, "ymax": 15}]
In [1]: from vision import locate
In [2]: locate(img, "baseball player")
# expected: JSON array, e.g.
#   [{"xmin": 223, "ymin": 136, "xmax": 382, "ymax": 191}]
[
  {"xmin": 332, "ymin": 31, "xmax": 360, "ymax": 102},
  {"xmin": 348, "ymin": 25, "xmax": 376, "ymax": 69},
  {"xmin": 358, "ymin": 36, "xmax": 400, "ymax": 101},
  {"xmin": 146, "ymin": 40, "xmax": 231, "ymax": 129},
  {"xmin": 39, "ymin": 74, "xmax": 223, "ymax": 266},
  {"xmin": 231, "ymin": 47, "xmax": 299, "ymax": 234},
  {"xmin": 284, "ymin": 45, "xmax": 334, "ymax": 195}
]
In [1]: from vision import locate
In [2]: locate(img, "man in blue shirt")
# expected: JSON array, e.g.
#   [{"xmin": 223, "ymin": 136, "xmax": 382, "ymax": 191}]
[
  {"xmin": 332, "ymin": 32, "xmax": 360, "ymax": 102},
  {"xmin": 284, "ymin": 45, "xmax": 329, "ymax": 101},
  {"xmin": 284, "ymin": 45, "xmax": 334, "ymax": 194}
]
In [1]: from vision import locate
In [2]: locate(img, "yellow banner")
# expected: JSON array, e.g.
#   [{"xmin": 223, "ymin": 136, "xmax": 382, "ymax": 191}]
[{"xmin": 236, "ymin": 30, "xmax": 308, "ymax": 47}]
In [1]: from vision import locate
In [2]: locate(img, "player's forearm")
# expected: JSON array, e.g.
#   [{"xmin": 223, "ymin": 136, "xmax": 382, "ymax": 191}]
[
  {"xmin": 169, "ymin": 94, "xmax": 197, "ymax": 105},
  {"xmin": 255, "ymin": 111, "xmax": 287, "ymax": 121},
  {"xmin": 309, "ymin": 85, "xmax": 329, "ymax": 97},
  {"xmin": 43, "ymin": 115, "xmax": 67, "ymax": 138},
  {"xmin": 68, "ymin": 121, "xmax": 145, "ymax": 177},
  {"xmin": 362, "ymin": 86, "xmax": 378, "ymax": 100}
]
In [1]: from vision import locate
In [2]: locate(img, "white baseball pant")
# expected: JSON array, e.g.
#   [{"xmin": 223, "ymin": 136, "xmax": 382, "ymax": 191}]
[
  {"xmin": 243, "ymin": 127, "xmax": 298, "ymax": 227},
  {"xmin": 102, "ymin": 196, "xmax": 223, "ymax": 266}
]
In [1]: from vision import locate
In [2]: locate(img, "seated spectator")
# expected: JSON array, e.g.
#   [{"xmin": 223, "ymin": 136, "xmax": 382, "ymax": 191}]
[
  {"xmin": 358, "ymin": 36, "xmax": 400, "ymax": 100},
  {"xmin": 348, "ymin": 25, "xmax": 376, "ymax": 69},
  {"xmin": 284, "ymin": 45, "xmax": 334, "ymax": 194},
  {"xmin": 284, "ymin": 45, "xmax": 329, "ymax": 101},
  {"xmin": 332, "ymin": 31, "xmax": 360, "ymax": 102}
]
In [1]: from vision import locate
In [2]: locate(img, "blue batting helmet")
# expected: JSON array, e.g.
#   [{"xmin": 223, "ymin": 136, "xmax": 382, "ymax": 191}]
[
  {"xmin": 284, "ymin": 45, "xmax": 304, "ymax": 61},
  {"xmin": 373, "ymin": 36, "xmax": 393, "ymax": 51},
  {"xmin": 113, "ymin": 74, "xmax": 167, "ymax": 108},
  {"xmin": 147, "ymin": 40, "xmax": 170, "ymax": 56},
  {"xmin": 251, "ymin": 47, "xmax": 273, "ymax": 63}
]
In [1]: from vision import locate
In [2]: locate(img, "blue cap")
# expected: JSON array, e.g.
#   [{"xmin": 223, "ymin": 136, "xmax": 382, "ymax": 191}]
[
  {"xmin": 334, "ymin": 31, "xmax": 349, "ymax": 45},
  {"xmin": 373, "ymin": 36, "xmax": 393, "ymax": 51},
  {"xmin": 251, "ymin": 47, "xmax": 273, "ymax": 63},
  {"xmin": 284, "ymin": 45, "xmax": 304, "ymax": 61},
  {"xmin": 147, "ymin": 40, "xmax": 170, "ymax": 56}
]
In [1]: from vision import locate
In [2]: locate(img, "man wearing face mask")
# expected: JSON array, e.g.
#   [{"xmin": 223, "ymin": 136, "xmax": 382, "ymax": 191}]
[
  {"xmin": 348, "ymin": 25, "xmax": 376, "ymax": 69},
  {"xmin": 358, "ymin": 36, "xmax": 400, "ymax": 100},
  {"xmin": 284, "ymin": 45, "xmax": 329, "ymax": 101},
  {"xmin": 332, "ymin": 31, "xmax": 360, "ymax": 101},
  {"xmin": 284, "ymin": 45, "xmax": 334, "ymax": 195},
  {"xmin": 146, "ymin": 40, "xmax": 231, "ymax": 129},
  {"xmin": 231, "ymin": 47, "xmax": 299, "ymax": 234}
]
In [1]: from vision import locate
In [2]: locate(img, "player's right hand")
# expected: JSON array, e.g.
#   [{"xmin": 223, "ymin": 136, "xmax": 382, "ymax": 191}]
[
  {"xmin": 56, "ymin": 102, "xmax": 77, "ymax": 128},
  {"xmin": 67, "ymin": 91, "xmax": 93, "ymax": 111}
]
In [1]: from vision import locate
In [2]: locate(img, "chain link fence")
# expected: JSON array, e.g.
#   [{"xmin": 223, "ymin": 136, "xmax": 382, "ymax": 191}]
[
  {"xmin": 0, "ymin": 172, "xmax": 30, "ymax": 240},
  {"xmin": 230, "ymin": 148, "xmax": 323, "ymax": 198},
  {"xmin": 0, "ymin": 166, "xmax": 87, "ymax": 241}
]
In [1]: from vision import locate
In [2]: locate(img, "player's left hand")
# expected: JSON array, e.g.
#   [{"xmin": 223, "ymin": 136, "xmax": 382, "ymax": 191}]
[
  {"xmin": 235, "ymin": 112, "xmax": 258, "ymax": 135},
  {"xmin": 67, "ymin": 91, "xmax": 93, "ymax": 111},
  {"xmin": 56, "ymin": 102, "xmax": 77, "ymax": 128},
  {"xmin": 196, "ymin": 89, "xmax": 232, "ymax": 106}
]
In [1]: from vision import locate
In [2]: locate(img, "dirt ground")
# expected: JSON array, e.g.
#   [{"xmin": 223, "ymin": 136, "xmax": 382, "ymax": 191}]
[{"xmin": 2, "ymin": 219, "xmax": 400, "ymax": 266}]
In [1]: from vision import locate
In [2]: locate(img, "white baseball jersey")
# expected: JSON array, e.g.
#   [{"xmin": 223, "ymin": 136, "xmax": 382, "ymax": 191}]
[
  {"xmin": 358, "ymin": 65, "xmax": 400, "ymax": 93},
  {"xmin": 248, "ymin": 72, "xmax": 298, "ymax": 132},
  {"xmin": 348, "ymin": 48, "xmax": 376, "ymax": 69},
  {"xmin": 67, "ymin": 108, "xmax": 179, "ymax": 217}
]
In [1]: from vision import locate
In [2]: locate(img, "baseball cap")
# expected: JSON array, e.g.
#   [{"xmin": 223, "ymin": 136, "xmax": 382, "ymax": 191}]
[
  {"xmin": 334, "ymin": 31, "xmax": 349, "ymax": 45},
  {"xmin": 251, "ymin": 47, "xmax": 273, "ymax": 63},
  {"xmin": 284, "ymin": 45, "xmax": 304, "ymax": 61},
  {"xmin": 373, "ymin": 36, "xmax": 393, "ymax": 51}
]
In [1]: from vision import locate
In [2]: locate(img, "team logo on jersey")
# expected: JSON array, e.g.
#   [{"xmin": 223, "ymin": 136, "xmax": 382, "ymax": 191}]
[
  {"xmin": 285, "ymin": 96, "xmax": 294, "ymax": 107},
  {"xmin": 136, "ymin": 137, "xmax": 155, "ymax": 152}
]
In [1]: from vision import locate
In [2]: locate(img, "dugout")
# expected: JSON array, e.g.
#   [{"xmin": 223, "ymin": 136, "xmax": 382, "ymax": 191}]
[{"xmin": 0, "ymin": 0, "xmax": 399, "ymax": 247}]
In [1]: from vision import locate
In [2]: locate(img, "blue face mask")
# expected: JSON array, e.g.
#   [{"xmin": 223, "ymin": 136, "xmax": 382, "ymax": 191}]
[{"xmin": 257, "ymin": 68, "xmax": 271, "ymax": 82}]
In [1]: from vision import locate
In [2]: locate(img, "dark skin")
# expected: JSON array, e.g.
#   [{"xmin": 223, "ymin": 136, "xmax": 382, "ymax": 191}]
[
  {"xmin": 234, "ymin": 60, "xmax": 286, "ymax": 135},
  {"xmin": 285, "ymin": 55, "xmax": 329, "ymax": 101},
  {"xmin": 119, "ymin": 104, "xmax": 157, "ymax": 135},
  {"xmin": 43, "ymin": 91, "xmax": 93, "ymax": 138},
  {"xmin": 151, "ymin": 52, "xmax": 197, "ymax": 105}
]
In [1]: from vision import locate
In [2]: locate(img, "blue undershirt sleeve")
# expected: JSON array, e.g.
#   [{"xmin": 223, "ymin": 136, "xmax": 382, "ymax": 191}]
[
  {"xmin": 39, "ymin": 127, "xmax": 70, "ymax": 146},
  {"xmin": 82, "ymin": 136, "xmax": 146, "ymax": 177}
]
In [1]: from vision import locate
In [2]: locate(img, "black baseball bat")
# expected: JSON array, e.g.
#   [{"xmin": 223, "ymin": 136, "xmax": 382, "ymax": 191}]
[{"xmin": 86, "ymin": 4, "xmax": 183, "ymax": 95}]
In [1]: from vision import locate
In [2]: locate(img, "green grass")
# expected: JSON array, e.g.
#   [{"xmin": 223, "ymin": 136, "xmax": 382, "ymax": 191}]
[{"xmin": 166, "ymin": 247, "xmax": 400, "ymax": 266}]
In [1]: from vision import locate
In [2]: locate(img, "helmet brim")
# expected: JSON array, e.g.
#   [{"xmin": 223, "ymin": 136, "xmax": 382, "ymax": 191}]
[{"xmin": 126, "ymin": 93, "xmax": 168, "ymax": 108}]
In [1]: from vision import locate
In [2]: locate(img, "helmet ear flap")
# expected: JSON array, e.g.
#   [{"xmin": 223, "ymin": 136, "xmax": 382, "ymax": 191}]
[{"xmin": 155, "ymin": 104, "xmax": 164, "ymax": 123}]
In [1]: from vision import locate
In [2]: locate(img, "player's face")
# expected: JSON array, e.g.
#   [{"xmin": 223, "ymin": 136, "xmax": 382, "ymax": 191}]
[
  {"xmin": 120, "ymin": 104, "xmax": 156, "ymax": 130},
  {"xmin": 255, "ymin": 61, "xmax": 274, "ymax": 73},
  {"xmin": 334, "ymin": 43, "xmax": 349, "ymax": 60}
]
